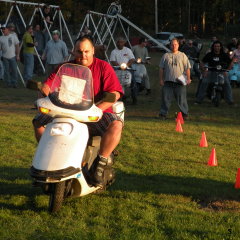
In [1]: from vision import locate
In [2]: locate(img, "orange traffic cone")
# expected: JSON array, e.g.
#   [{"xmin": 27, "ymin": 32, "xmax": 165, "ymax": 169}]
[
  {"xmin": 176, "ymin": 119, "xmax": 183, "ymax": 132},
  {"xmin": 200, "ymin": 132, "xmax": 208, "ymax": 147},
  {"xmin": 207, "ymin": 148, "xmax": 218, "ymax": 166},
  {"xmin": 176, "ymin": 112, "xmax": 184, "ymax": 124},
  {"xmin": 234, "ymin": 168, "xmax": 240, "ymax": 189}
]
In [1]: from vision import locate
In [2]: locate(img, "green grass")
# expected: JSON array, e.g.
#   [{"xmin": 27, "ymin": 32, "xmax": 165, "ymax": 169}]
[{"xmin": 1, "ymin": 53, "xmax": 240, "ymax": 240}]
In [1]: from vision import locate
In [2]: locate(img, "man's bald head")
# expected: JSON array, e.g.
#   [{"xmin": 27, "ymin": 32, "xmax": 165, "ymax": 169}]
[{"xmin": 74, "ymin": 36, "xmax": 95, "ymax": 66}]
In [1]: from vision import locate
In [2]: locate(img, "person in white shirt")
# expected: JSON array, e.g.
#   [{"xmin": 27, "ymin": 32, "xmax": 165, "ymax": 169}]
[
  {"xmin": 110, "ymin": 37, "xmax": 136, "ymax": 104},
  {"xmin": 0, "ymin": 24, "xmax": 20, "ymax": 87}
]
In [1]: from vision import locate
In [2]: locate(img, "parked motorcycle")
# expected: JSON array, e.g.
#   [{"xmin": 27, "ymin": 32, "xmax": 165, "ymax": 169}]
[
  {"xmin": 30, "ymin": 63, "xmax": 124, "ymax": 212},
  {"xmin": 205, "ymin": 65, "xmax": 228, "ymax": 107}
]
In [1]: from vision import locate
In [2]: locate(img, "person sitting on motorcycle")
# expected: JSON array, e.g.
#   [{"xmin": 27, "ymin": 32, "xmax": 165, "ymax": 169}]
[
  {"xmin": 110, "ymin": 37, "xmax": 136, "ymax": 104},
  {"xmin": 132, "ymin": 37, "xmax": 151, "ymax": 95},
  {"xmin": 195, "ymin": 40, "xmax": 234, "ymax": 105},
  {"xmin": 32, "ymin": 35, "xmax": 124, "ymax": 188},
  {"xmin": 230, "ymin": 41, "xmax": 240, "ymax": 62},
  {"xmin": 227, "ymin": 37, "xmax": 238, "ymax": 52},
  {"xmin": 181, "ymin": 39, "xmax": 201, "ymax": 80}
]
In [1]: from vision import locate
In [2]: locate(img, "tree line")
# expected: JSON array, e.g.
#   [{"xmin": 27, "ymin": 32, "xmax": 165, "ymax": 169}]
[{"xmin": 1, "ymin": 0, "xmax": 240, "ymax": 37}]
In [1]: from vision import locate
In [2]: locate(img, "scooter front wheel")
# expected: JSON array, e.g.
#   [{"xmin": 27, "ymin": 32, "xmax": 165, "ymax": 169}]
[{"xmin": 48, "ymin": 181, "xmax": 65, "ymax": 213}]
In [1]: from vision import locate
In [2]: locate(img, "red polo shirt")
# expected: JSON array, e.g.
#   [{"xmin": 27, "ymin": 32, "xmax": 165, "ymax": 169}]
[{"xmin": 44, "ymin": 58, "xmax": 123, "ymax": 113}]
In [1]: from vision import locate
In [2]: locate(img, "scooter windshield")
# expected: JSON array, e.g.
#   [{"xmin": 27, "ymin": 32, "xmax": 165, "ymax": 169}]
[{"xmin": 48, "ymin": 63, "xmax": 93, "ymax": 110}]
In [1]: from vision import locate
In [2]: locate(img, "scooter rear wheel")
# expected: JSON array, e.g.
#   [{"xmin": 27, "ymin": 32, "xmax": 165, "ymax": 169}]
[{"xmin": 48, "ymin": 181, "xmax": 65, "ymax": 213}]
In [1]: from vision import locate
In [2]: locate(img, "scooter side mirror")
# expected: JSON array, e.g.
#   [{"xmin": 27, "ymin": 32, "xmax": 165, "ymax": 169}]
[{"xmin": 102, "ymin": 92, "xmax": 116, "ymax": 103}]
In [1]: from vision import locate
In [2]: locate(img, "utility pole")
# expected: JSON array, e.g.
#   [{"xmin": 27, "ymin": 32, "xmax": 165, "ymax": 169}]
[
  {"xmin": 155, "ymin": 0, "xmax": 158, "ymax": 34},
  {"xmin": 188, "ymin": 0, "xmax": 191, "ymax": 34}
]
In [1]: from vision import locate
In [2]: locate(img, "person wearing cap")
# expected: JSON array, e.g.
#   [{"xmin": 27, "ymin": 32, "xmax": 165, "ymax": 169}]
[
  {"xmin": 0, "ymin": 24, "xmax": 20, "ymax": 87},
  {"xmin": 22, "ymin": 25, "xmax": 37, "ymax": 83},
  {"xmin": 42, "ymin": 30, "xmax": 68, "ymax": 76},
  {"xmin": 7, "ymin": 23, "xmax": 17, "ymax": 38},
  {"xmin": 33, "ymin": 24, "xmax": 45, "ymax": 74}
]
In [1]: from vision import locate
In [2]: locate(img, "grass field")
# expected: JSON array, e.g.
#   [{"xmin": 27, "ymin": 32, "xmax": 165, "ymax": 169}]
[{"xmin": 1, "ymin": 51, "xmax": 240, "ymax": 240}]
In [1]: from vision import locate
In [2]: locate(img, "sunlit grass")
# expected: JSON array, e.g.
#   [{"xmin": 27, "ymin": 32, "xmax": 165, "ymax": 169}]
[{"xmin": 1, "ymin": 51, "xmax": 240, "ymax": 239}]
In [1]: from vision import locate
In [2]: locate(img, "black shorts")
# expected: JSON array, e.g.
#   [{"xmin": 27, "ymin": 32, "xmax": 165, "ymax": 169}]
[{"xmin": 33, "ymin": 112, "xmax": 123, "ymax": 136}]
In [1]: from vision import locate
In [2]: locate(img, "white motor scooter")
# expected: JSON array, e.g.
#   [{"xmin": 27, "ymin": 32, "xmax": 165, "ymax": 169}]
[
  {"xmin": 113, "ymin": 63, "xmax": 133, "ymax": 96},
  {"xmin": 132, "ymin": 57, "xmax": 150, "ymax": 92},
  {"xmin": 30, "ymin": 63, "xmax": 124, "ymax": 212}
]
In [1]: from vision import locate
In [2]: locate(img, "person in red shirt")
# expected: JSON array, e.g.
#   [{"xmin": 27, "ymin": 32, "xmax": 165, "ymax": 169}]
[{"xmin": 33, "ymin": 36, "xmax": 123, "ymax": 187}]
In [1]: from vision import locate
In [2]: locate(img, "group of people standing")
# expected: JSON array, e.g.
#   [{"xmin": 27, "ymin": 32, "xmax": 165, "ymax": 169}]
[
  {"xmin": 157, "ymin": 36, "xmax": 238, "ymax": 120},
  {"xmin": 0, "ymin": 5, "xmax": 69, "ymax": 88}
]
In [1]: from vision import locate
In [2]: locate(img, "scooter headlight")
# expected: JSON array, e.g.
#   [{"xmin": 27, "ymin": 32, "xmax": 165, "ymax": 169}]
[
  {"xmin": 137, "ymin": 58, "xmax": 142, "ymax": 63},
  {"xmin": 120, "ymin": 63, "xmax": 127, "ymax": 70},
  {"xmin": 50, "ymin": 123, "xmax": 73, "ymax": 136}
]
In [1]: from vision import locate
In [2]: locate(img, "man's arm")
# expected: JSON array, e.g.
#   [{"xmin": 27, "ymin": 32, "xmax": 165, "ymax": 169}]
[
  {"xmin": 15, "ymin": 43, "xmax": 20, "ymax": 61},
  {"xmin": 159, "ymin": 68, "xmax": 164, "ymax": 86},
  {"xmin": 40, "ymin": 83, "xmax": 50, "ymax": 96},
  {"xmin": 127, "ymin": 58, "xmax": 135, "ymax": 67},
  {"xmin": 186, "ymin": 68, "xmax": 191, "ymax": 85},
  {"xmin": 96, "ymin": 91, "xmax": 120, "ymax": 111},
  {"xmin": 110, "ymin": 61, "xmax": 119, "ymax": 66}
]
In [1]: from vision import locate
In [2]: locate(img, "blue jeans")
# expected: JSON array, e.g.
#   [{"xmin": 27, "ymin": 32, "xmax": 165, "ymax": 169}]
[
  {"xmin": 23, "ymin": 53, "xmax": 34, "ymax": 82},
  {"xmin": 2, "ymin": 57, "xmax": 18, "ymax": 86},
  {"xmin": 160, "ymin": 81, "xmax": 189, "ymax": 116}
]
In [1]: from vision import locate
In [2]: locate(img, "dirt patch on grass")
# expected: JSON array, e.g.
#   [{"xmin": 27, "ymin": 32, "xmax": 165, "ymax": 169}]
[{"xmin": 199, "ymin": 199, "xmax": 240, "ymax": 212}]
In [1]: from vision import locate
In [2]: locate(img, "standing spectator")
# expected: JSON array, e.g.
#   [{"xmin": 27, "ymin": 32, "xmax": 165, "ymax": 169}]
[
  {"xmin": 0, "ymin": 24, "xmax": 20, "ymax": 87},
  {"xmin": 132, "ymin": 37, "xmax": 151, "ymax": 95},
  {"xmin": 7, "ymin": 23, "xmax": 18, "ymax": 38},
  {"xmin": 158, "ymin": 38, "xmax": 191, "ymax": 120},
  {"xmin": 42, "ymin": 30, "xmax": 68, "ymax": 76},
  {"xmin": 22, "ymin": 25, "xmax": 37, "ymax": 83},
  {"xmin": 79, "ymin": 26, "xmax": 92, "ymax": 37},
  {"xmin": 40, "ymin": 5, "xmax": 54, "ymax": 45},
  {"xmin": 0, "ymin": 50, "xmax": 3, "ymax": 80},
  {"xmin": 33, "ymin": 24, "xmax": 45, "ymax": 74}
]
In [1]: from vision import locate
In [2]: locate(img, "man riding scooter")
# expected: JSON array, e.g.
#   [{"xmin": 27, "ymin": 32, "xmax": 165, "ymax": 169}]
[
  {"xmin": 181, "ymin": 39, "xmax": 201, "ymax": 80},
  {"xmin": 132, "ymin": 37, "xmax": 151, "ymax": 95},
  {"xmin": 195, "ymin": 40, "xmax": 234, "ymax": 105},
  {"xmin": 110, "ymin": 37, "xmax": 136, "ymax": 104},
  {"xmin": 32, "ymin": 35, "xmax": 124, "ymax": 188}
]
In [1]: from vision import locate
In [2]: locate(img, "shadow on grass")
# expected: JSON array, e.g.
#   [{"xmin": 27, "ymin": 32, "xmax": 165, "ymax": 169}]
[
  {"xmin": 1, "ymin": 166, "xmax": 240, "ymax": 212},
  {"xmin": 0, "ymin": 166, "xmax": 45, "ymax": 211},
  {"xmin": 113, "ymin": 170, "xmax": 240, "ymax": 210}
]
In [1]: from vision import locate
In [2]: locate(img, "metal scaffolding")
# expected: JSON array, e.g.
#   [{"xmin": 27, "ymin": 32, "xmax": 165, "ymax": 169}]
[
  {"xmin": 0, "ymin": 0, "xmax": 74, "ymax": 86},
  {"xmin": 77, "ymin": 9, "xmax": 170, "ymax": 62}
]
